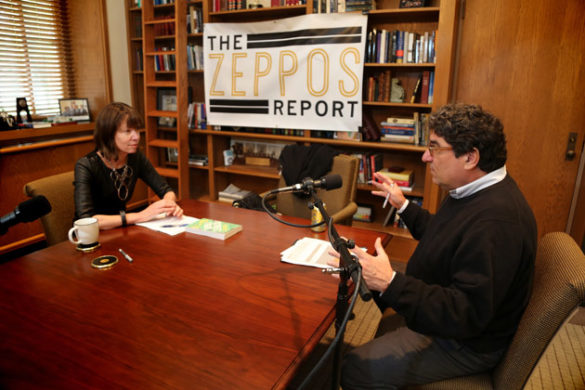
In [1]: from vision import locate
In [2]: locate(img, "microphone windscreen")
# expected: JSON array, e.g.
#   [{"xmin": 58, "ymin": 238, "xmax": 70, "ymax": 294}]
[
  {"xmin": 17, "ymin": 195, "xmax": 52, "ymax": 222},
  {"xmin": 323, "ymin": 174, "xmax": 343, "ymax": 190}
]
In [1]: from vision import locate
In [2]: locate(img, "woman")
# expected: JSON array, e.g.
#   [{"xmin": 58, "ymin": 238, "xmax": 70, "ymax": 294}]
[{"xmin": 75, "ymin": 102, "xmax": 183, "ymax": 229}]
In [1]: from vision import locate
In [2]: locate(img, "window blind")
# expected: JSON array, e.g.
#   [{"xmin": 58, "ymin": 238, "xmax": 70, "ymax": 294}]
[{"xmin": 0, "ymin": 0, "xmax": 72, "ymax": 117}]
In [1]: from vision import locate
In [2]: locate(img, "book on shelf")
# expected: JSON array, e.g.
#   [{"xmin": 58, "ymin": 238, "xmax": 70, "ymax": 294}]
[
  {"xmin": 189, "ymin": 154, "xmax": 208, "ymax": 166},
  {"xmin": 186, "ymin": 218, "xmax": 243, "ymax": 240},
  {"xmin": 410, "ymin": 74, "xmax": 423, "ymax": 103},
  {"xmin": 381, "ymin": 134, "xmax": 416, "ymax": 144},
  {"xmin": 218, "ymin": 184, "xmax": 252, "ymax": 202},
  {"xmin": 353, "ymin": 204, "xmax": 373, "ymax": 222},
  {"xmin": 420, "ymin": 70, "xmax": 431, "ymax": 104},
  {"xmin": 378, "ymin": 167, "xmax": 414, "ymax": 187}
]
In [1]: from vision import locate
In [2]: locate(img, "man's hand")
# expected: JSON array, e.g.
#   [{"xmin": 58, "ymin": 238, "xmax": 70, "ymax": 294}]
[
  {"xmin": 351, "ymin": 237, "xmax": 394, "ymax": 292},
  {"xmin": 327, "ymin": 237, "xmax": 395, "ymax": 293},
  {"xmin": 372, "ymin": 172, "xmax": 407, "ymax": 210}
]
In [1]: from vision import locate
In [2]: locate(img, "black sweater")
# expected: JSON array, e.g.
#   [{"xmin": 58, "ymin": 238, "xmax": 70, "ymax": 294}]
[
  {"xmin": 74, "ymin": 150, "xmax": 173, "ymax": 219},
  {"xmin": 378, "ymin": 175, "xmax": 537, "ymax": 353}
]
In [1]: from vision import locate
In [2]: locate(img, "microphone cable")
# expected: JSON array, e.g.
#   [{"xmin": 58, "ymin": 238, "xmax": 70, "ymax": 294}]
[
  {"xmin": 261, "ymin": 190, "xmax": 327, "ymax": 230},
  {"xmin": 296, "ymin": 267, "xmax": 363, "ymax": 390}
]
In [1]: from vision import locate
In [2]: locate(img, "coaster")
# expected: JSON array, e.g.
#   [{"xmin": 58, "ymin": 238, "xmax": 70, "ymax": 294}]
[
  {"xmin": 91, "ymin": 255, "xmax": 118, "ymax": 270},
  {"xmin": 76, "ymin": 242, "xmax": 101, "ymax": 253}
]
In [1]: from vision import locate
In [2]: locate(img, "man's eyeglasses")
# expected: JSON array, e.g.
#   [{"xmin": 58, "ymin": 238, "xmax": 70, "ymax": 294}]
[{"xmin": 427, "ymin": 145, "xmax": 453, "ymax": 157}]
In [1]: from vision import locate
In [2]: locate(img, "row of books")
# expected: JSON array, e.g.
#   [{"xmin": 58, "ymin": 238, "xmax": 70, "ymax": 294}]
[
  {"xmin": 212, "ymin": 0, "xmax": 306, "ymax": 12},
  {"xmin": 380, "ymin": 112, "xmax": 430, "ymax": 146},
  {"xmin": 314, "ymin": 0, "xmax": 375, "ymax": 13},
  {"xmin": 355, "ymin": 152, "xmax": 384, "ymax": 185},
  {"xmin": 411, "ymin": 70, "xmax": 434, "ymax": 104},
  {"xmin": 365, "ymin": 70, "xmax": 434, "ymax": 104},
  {"xmin": 135, "ymin": 48, "xmax": 143, "ymax": 71},
  {"xmin": 365, "ymin": 70, "xmax": 392, "ymax": 103},
  {"xmin": 213, "ymin": 126, "xmax": 306, "ymax": 137},
  {"xmin": 154, "ymin": 21, "xmax": 175, "ymax": 36},
  {"xmin": 187, "ymin": 6, "xmax": 203, "ymax": 34},
  {"xmin": 153, "ymin": 0, "xmax": 175, "ymax": 5},
  {"xmin": 187, "ymin": 44, "xmax": 204, "ymax": 71},
  {"xmin": 187, "ymin": 102, "xmax": 207, "ymax": 130},
  {"xmin": 154, "ymin": 48, "xmax": 175, "ymax": 71},
  {"xmin": 366, "ymin": 29, "xmax": 436, "ymax": 64}
]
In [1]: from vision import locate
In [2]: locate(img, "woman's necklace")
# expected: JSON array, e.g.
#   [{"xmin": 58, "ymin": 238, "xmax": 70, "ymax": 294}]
[{"xmin": 98, "ymin": 151, "xmax": 133, "ymax": 201}]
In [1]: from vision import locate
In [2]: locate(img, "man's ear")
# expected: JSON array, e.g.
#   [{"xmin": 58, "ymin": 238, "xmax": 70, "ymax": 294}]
[{"xmin": 464, "ymin": 148, "xmax": 480, "ymax": 169}]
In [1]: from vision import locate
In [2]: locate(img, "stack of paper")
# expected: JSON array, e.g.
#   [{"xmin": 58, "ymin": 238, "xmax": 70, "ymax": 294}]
[
  {"xmin": 280, "ymin": 237, "xmax": 337, "ymax": 269},
  {"xmin": 136, "ymin": 215, "xmax": 198, "ymax": 236}
]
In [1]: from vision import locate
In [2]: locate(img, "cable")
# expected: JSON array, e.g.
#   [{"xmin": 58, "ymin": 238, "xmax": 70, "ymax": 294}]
[
  {"xmin": 261, "ymin": 190, "xmax": 327, "ymax": 229},
  {"xmin": 296, "ymin": 268, "xmax": 362, "ymax": 390}
]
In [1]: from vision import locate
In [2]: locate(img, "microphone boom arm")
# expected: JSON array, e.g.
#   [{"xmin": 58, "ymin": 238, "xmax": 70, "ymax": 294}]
[{"xmin": 310, "ymin": 190, "xmax": 372, "ymax": 302}]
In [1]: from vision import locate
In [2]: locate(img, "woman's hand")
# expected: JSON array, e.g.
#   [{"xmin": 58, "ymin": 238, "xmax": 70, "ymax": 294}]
[{"xmin": 136, "ymin": 199, "xmax": 183, "ymax": 223}]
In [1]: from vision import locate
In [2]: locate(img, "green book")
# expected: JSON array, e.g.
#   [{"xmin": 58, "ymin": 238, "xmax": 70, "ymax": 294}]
[{"xmin": 185, "ymin": 218, "xmax": 242, "ymax": 240}]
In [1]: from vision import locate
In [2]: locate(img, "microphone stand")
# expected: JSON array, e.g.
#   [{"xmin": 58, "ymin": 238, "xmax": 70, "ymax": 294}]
[
  {"xmin": 260, "ymin": 183, "xmax": 372, "ymax": 389},
  {"xmin": 307, "ymin": 187, "xmax": 372, "ymax": 390}
]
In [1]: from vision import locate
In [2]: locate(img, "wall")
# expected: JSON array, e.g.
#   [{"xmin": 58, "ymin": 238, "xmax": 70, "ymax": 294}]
[
  {"xmin": 105, "ymin": 0, "xmax": 132, "ymax": 104},
  {"xmin": 68, "ymin": 0, "xmax": 112, "ymax": 118},
  {"xmin": 452, "ymin": 0, "xmax": 585, "ymax": 238}
]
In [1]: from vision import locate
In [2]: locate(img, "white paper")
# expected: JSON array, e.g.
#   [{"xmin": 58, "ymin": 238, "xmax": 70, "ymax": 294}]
[
  {"xmin": 280, "ymin": 237, "xmax": 338, "ymax": 269},
  {"xmin": 136, "ymin": 215, "xmax": 199, "ymax": 236}
]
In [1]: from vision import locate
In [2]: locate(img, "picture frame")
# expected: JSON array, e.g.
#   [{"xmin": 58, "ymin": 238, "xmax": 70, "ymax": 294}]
[
  {"xmin": 59, "ymin": 98, "xmax": 90, "ymax": 122},
  {"xmin": 16, "ymin": 97, "xmax": 32, "ymax": 123},
  {"xmin": 166, "ymin": 147, "xmax": 178, "ymax": 163},
  {"xmin": 157, "ymin": 88, "xmax": 177, "ymax": 127}
]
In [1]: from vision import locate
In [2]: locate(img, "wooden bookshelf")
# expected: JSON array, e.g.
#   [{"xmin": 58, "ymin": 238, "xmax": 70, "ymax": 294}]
[{"xmin": 125, "ymin": 0, "xmax": 460, "ymax": 235}]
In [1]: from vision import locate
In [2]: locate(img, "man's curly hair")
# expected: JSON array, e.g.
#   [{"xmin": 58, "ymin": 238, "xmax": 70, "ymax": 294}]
[{"xmin": 429, "ymin": 103, "xmax": 507, "ymax": 173}]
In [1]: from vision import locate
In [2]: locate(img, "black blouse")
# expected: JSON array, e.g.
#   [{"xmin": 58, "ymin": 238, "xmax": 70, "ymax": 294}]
[{"xmin": 74, "ymin": 150, "xmax": 173, "ymax": 219}]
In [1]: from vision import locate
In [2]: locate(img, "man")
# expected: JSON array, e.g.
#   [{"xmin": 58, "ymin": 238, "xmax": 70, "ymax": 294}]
[{"xmin": 341, "ymin": 103, "xmax": 537, "ymax": 388}]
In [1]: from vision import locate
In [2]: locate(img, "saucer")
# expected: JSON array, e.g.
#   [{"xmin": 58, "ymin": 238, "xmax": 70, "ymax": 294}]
[{"xmin": 76, "ymin": 242, "xmax": 101, "ymax": 253}]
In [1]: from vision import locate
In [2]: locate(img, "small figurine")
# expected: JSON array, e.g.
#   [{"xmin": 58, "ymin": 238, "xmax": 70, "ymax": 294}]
[{"xmin": 390, "ymin": 78, "xmax": 405, "ymax": 103}]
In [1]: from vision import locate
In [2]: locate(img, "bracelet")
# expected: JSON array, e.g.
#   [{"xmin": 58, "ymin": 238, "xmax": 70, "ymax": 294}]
[{"xmin": 120, "ymin": 210, "xmax": 127, "ymax": 227}]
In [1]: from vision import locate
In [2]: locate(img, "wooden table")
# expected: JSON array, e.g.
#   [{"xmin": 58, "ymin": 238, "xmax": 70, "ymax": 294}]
[{"xmin": 0, "ymin": 200, "xmax": 390, "ymax": 389}]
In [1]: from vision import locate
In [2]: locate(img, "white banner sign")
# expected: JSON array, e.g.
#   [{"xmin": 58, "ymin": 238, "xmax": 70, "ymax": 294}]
[{"xmin": 204, "ymin": 13, "xmax": 367, "ymax": 132}]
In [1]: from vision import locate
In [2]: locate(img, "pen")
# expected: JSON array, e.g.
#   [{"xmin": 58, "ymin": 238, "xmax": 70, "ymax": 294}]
[
  {"xmin": 118, "ymin": 248, "xmax": 133, "ymax": 263},
  {"xmin": 161, "ymin": 223, "xmax": 189, "ymax": 228},
  {"xmin": 382, "ymin": 193, "xmax": 390, "ymax": 208}
]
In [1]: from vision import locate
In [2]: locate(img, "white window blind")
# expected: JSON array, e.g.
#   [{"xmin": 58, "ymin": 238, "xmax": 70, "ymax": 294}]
[{"xmin": 0, "ymin": 0, "xmax": 72, "ymax": 117}]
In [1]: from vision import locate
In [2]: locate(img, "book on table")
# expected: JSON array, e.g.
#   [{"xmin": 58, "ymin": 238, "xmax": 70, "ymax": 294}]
[{"xmin": 186, "ymin": 218, "xmax": 243, "ymax": 240}]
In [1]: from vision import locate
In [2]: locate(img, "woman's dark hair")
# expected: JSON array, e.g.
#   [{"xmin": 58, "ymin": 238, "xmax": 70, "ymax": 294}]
[
  {"xmin": 94, "ymin": 102, "xmax": 143, "ymax": 161},
  {"xmin": 429, "ymin": 103, "xmax": 507, "ymax": 172}
]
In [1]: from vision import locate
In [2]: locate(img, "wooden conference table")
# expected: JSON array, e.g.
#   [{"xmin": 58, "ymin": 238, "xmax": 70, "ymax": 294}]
[{"xmin": 0, "ymin": 200, "xmax": 390, "ymax": 389}]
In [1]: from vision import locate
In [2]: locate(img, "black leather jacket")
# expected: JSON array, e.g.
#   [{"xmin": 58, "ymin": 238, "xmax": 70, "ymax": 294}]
[{"xmin": 74, "ymin": 150, "xmax": 173, "ymax": 219}]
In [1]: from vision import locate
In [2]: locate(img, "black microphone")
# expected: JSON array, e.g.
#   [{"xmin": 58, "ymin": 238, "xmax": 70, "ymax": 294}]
[
  {"xmin": 274, "ymin": 174, "xmax": 343, "ymax": 193},
  {"xmin": 0, "ymin": 195, "xmax": 52, "ymax": 235}
]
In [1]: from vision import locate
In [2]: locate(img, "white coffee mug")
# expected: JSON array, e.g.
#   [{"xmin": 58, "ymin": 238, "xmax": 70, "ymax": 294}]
[{"xmin": 68, "ymin": 217, "xmax": 99, "ymax": 246}]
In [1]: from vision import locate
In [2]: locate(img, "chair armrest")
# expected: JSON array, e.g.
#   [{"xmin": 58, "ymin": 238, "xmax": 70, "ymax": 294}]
[{"xmin": 331, "ymin": 201, "xmax": 358, "ymax": 225}]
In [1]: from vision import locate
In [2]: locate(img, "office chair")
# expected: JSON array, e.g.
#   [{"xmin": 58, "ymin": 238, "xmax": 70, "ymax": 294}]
[
  {"xmin": 374, "ymin": 232, "xmax": 585, "ymax": 390},
  {"xmin": 23, "ymin": 171, "xmax": 75, "ymax": 246},
  {"xmin": 275, "ymin": 154, "xmax": 359, "ymax": 226}
]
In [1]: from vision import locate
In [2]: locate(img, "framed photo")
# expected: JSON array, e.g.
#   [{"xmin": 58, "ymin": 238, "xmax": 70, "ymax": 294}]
[
  {"xmin": 166, "ymin": 147, "xmax": 178, "ymax": 163},
  {"xmin": 59, "ymin": 98, "xmax": 90, "ymax": 122},
  {"xmin": 157, "ymin": 88, "xmax": 177, "ymax": 127}
]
